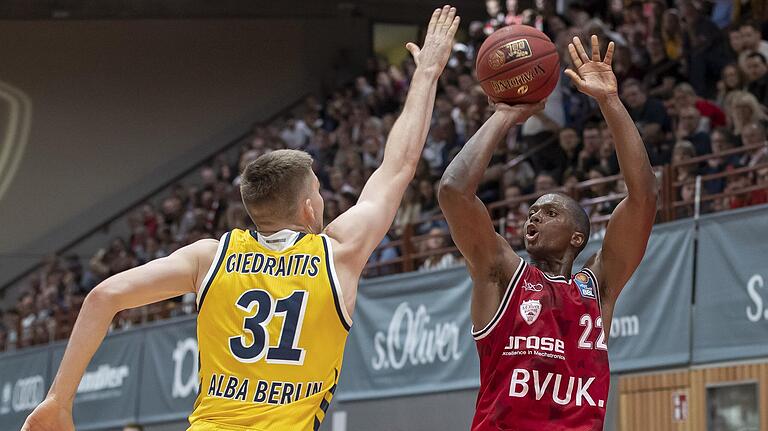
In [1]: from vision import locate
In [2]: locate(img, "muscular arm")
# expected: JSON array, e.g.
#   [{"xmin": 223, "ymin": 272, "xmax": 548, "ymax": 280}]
[
  {"xmin": 438, "ymin": 104, "xmax": 542, "ymax": 329},
  {"xmin": 22, "ymin": 239, "xmax": 216, "ymax": 431},
  {"xmin": 565, "ymin": 36, "xmax": 657, "ymax": 303},
  {"xmin": 325, "ymin": 68, "xmax": 440, "ymax": 268},
  {"xmin": 590, "ymin": 95, "xmax": 657, "ymax": 301},
  {"xmin": 325, "ymin": 7, "xmax": 459, "ymax": 283}
]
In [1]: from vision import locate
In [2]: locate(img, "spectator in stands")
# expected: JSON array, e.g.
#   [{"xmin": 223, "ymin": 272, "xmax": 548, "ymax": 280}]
[
  {"xmin": 673, "ymin": 82, "xmax": 727, "ymax": 130},
  {"xmin": 502, "ymin": 156, "xmax": 536, "ymax": 194},
  {"xmin": 534, "ymin": 173, "xmax": 558, "ymax": 194},
  {"xmin": 597, "ymin": 131, "xmax": 619, "ymax": 175},
  {"xmin": 644, "ymin": 36, "xmax": 683, "ymax": 99},
  {"xmin": 672, "ymin": 140, "xmax": 698, "ymax": 182},
  {"xmin": 679, "ymin": 0, "xmax": 730, "ymax": 98},
  {"xmin": 660, "ymin": 8, "xmax": 683, "ymax": 60},
  {"xmin": 424, "ymin": 116, "xmax": 458, "ymax": 176},
  {"xmin": 742, "ymin": 122, "xmax": 768, "ymax": 166},
  {"xmin": 622, "ymin": 79, "xmax": 671, "ymax": 132},
  {"xmin": 577, "ymin": 123, "xmax": 602, "ymax": 173},
  {"xmin": 717, "ymin": 63, "xmax": 747, "ymax": 106},
  {"xmin": 744, "ymin": 52, "xmax": 768, "ymax": 103},
  {"xmin": 501, "ymin": 184, "xmax": 527, "ymax": 250},
  {"xmin": 9, "ymin": 1, "xmax": 768, "ymax": 352},
  {"xmin": 554, "ymin": 127, "xmax": 581, "ymax": 179},
  {"xmin": 703, "ymin": 127, "xmax": 741, "ymax": 195},
  {"xmin": 676, "ymin": 106, "xmax": 712, "ymax": 155},
  {"xmin": 726, "ymin": 172, "xmax": 755, "ymax": 209},
  {"xmin": 740, "ymin": 21, "xmax": 768, "ymax": 63},
  {"xmin": 728, "ymin": 24, "xmax": 751, "ymax": 68},
  {"xmin": 418, "ymin": 227, "xmax": 459, "ymax": 272},
  {"xmin": 726, "ymin": 91, "xmax": 768, "ymax": 135},
  {"xmin": 366, "ymin": 235, "xmax": 400, "ymax": 277},
  {"xmin": 393, "ymin": 184, "xmax": 422, "ymax": 237},
  {"xmin": 417, "ymin": 179, "xmax": 439, "ymax": 223}
]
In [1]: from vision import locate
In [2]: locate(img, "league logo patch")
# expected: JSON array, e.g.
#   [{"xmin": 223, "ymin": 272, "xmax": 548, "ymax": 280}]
[
  {"xmin": 523, "ymin": 280, "xmax": 543, "ymax": 292},
  {"xmin": 519, "ymin": 299, "xmax": 541, "ymax": 325},
  {"xmin": 574, "ymin": 272, "xmax": 596, "ymax": 299}
]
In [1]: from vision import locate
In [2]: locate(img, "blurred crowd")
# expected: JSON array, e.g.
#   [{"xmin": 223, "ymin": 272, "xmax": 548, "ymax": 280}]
[{"xmin": 1, "ymin": 0, "xmax": 767, "ymax": 352}]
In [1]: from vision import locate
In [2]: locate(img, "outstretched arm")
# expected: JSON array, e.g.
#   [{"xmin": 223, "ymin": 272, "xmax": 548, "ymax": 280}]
[
  {"xmin": 565, "ymin": 36, "xmax": 657, "ymax": 303},
  {"xmin": 21, "ymin": 240, "xmax": 216, "ymax": 431},
  {"xmin": 438, "ymin": 102, "xmax": 542, "ymax": 329},
  {"xmin": 325, "ymin": 6, "xmax": 459, "ymax": 274}
]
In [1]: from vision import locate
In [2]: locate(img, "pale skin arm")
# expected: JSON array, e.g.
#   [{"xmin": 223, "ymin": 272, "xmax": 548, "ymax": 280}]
[
  {"xmin": 438, "ymin": 103, "xmax": 542, "ymax": 330},
  {"xmin": 324, "ymin": 5, "xmax": 459, "ymax": 314},
  {"xmin": 565, "ymin": 36, "xmax": 657, "ymax": 311},
  {"xmin": 21, "ymin": 239, "xmax": 218, "ymax": 431}
]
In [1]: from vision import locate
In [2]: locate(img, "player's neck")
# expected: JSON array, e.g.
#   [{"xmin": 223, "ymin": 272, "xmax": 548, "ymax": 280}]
[
  {"xmin": 529, "ymin": 256, "xmax": 574, "ymax": 279},
  {"xmin": 256, "ymin": 221, "xmax": 313, "ymax": 236}
]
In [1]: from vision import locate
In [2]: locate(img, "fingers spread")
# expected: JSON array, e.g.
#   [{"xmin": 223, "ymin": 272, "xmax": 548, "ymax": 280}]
[
  {"xmin": 591, "ymin": 34, "xmax": 600, "ymax": 62},
  {"xmin": 573, "ymin": 36, "xmax": 591, "ymax": 64},
  {"xmin": 405, "ymin": 42, "xmax": 421, "ymax": 59},
  {"xmin": 568, "ymin": 43, "xmax": 583, "ymax": 70},
  {"xmin": 604, "ymin": 41, "xmax": 615, "ymax": 65},
  {"xmin": 564, "ymin": 69, "xmax": 585, "ymax": 89},
  {"xmin": 427, "ymin": 8, "xmax": 440, "ymax": 35}
]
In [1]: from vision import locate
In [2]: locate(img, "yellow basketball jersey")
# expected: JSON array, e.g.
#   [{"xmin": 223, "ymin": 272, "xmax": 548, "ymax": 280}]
[{"xmin": 188, "ymin": 229, "xmax": 352, "ymax": 431}]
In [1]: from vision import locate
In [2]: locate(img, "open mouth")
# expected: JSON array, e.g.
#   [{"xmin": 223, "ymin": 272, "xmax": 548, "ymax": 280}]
[{"xmin": 525, "ymin": 224, "xmax": 539, "ymax": 242}]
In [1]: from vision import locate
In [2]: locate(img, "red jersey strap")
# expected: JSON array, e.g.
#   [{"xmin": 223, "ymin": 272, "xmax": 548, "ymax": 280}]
[{"xmin": 471, "ymin": 260, "xmax": 526, "ymax": 340}]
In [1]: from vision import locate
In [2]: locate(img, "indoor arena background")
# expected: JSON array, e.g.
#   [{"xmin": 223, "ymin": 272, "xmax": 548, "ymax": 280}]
[{"xmin": 0, "ymin": 1, "xmax": 767, "ymax": 430}]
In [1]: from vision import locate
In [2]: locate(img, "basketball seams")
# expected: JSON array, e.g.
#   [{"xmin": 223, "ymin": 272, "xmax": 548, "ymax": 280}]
[
  {"xmin": 476, "ymin": 25, "xmax": 560, "ymax": 104},
  {"xmin": 479, "ymin": 50, "xmax": 559, "ymax": 83}
]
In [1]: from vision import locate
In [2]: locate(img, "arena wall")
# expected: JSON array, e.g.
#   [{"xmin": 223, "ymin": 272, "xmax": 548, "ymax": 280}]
[{"xmin": 0, "ymin": 17, "xmax": 369, "ymax": 290}]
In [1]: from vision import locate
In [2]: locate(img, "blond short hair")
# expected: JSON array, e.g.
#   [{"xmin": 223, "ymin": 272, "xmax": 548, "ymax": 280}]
[{"xmin": 240, "ymin": 149, "xmax": 314, "ymax": 224}]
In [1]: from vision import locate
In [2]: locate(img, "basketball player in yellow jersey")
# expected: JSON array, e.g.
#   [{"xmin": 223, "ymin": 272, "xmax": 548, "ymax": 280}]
[{"xmin": 21, "ymin": 6, "xmax": 460, "ymax": 431}]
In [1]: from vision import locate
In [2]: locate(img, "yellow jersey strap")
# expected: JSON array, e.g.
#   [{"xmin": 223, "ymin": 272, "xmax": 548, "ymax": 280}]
[
  {"xmin": 197, "ymin": 231, "xmax": 232, "ymax": 310},
  {"xmin": 320, "ymin": 234, "xmax": 353, "ymax": 331}
]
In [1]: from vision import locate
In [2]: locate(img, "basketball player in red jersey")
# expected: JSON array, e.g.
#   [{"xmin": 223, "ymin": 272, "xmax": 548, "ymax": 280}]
[{"xmin": 438, "ymin": 35, "xmax": 657, "ymax": 430}]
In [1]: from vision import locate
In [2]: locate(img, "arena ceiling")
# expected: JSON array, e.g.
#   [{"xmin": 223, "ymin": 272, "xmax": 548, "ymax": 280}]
[{"xmin": 0, "ymin": 0, "xmax": 486, "ymax": 23}]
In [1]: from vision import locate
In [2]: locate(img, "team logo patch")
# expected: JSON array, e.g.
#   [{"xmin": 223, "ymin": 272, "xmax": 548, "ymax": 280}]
[
  {"xmin": 523, "ymin": 280, "xmax": 543, "ymax": 292},
  {"xmin": 519, "ymin": 299, "xmax": 541, "ymax": 325},
  {"xmin": 574, "ymin": 272, "xmax": 596, "ymax": 299}
]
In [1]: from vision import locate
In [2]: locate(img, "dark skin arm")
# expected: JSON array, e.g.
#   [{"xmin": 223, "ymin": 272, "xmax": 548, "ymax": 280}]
[
  {"xmin": 438, "ymin": 102, "xmax": 543, "ymax": 330},
  {"xmin": 565, "ymin": 36, "xmax": 658, "ymax": 329}
]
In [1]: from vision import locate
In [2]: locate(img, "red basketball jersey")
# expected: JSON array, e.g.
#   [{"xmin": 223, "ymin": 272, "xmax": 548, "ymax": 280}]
[{"xmin": 471, "ymin": 260, "xmax": 609, "ymax": 431}]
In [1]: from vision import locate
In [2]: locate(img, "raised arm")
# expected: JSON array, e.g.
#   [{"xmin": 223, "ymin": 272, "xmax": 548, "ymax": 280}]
[
  {"xmin": 438, "ymin": 103, "xmax": 541, "ymax": 329},
  {"xmin": 22, "ymin": 239, "xmax": 217, "ymax": 431},
  {"xmin": 565, "ymin": 35, "xmax": 658, "ymax": 303},
  {"xmin": 325, "ymin": 6, "xmax": 459, "ymax": 273}
]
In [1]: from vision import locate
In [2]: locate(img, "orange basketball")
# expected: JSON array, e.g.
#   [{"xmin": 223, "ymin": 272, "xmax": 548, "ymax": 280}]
[{"xmin": 476, "ymin": 25, "xmax": 560, "ymax": 104}]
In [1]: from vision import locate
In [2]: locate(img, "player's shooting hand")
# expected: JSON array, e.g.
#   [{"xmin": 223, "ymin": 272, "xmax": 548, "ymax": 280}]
[
  {"xmin": 20, "ymin": 397, "xmax": 75, "ymax": 431},
  {"xmin": 565, "ymin": 35, "xmax": 618, "ymax": 103},
  {"xmin": 490, "ymin": 98, "xmax": 546, "ymax": 125},
  {"xmin": 406, "ymin": 5, "xmax": 460, "ymax": 78}
]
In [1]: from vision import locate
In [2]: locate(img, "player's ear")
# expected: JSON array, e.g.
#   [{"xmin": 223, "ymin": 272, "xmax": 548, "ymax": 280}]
[
  {"xmin": 302, "ymin": 198, "xmax": 317, "ymax": 230},
  {"xmin": 570, "ymin": 231, "xmax": 585, "ymax": 249}
]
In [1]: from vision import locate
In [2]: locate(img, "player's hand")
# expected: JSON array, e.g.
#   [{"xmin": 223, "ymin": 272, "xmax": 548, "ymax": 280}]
[
  {"xmin": 490, "ymin": 98, "xmax": 546, "ymax": 125},
  {"xmin": 20, "ymin": 398, "xmax": 74, "ymax": 431},
  {"xmin": 565, "ymin": 35, "xmax": 618, "ymax": 103},
  {"xmin": 406, "ymin": 5, "xmax": 460, "ymax": 78}
]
